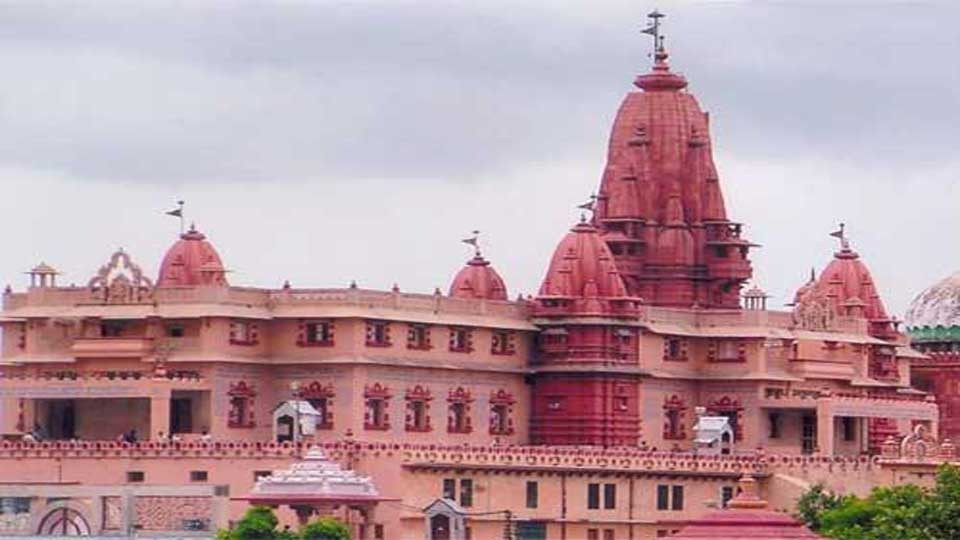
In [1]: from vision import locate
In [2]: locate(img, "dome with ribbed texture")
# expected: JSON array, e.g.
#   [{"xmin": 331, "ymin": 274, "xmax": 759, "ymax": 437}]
[
  {"xmin": 448, "ymin": 254, "xmax": 508, "ymax": 301},
  {"xmin": 906, "ymin": 271, "xmax": 960, "ymax": 330},
  {"xmin": 157, "ymin": 225, "xmax": 228, "ymax": 287}
]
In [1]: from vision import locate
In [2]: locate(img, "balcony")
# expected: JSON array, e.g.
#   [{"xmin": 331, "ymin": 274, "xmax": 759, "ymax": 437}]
[{"xmin": 70, "ymin": 337, "xmax": 155, "ymax": 359}]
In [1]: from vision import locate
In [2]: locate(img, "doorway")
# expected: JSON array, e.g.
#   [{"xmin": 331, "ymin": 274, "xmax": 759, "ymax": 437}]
[
  {"xmin": 170, "ymin": 397, "xmax": 193, "ymax": 434},
  {"xmin": 45, "ymin": 400, "xmax": 76, "ymax": 440},
  {"xmin": 430, "ymin": 514, "xmax": 451, "ymax": 540}
]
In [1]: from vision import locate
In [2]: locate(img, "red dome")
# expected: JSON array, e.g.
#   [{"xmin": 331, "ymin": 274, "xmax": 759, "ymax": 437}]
[
  {"xmin": 448, "ymin": 254, "xmax": 508, "ymax": 301},
  {"xmin": 157, "ymin": 225, "xmax": 228, "ymax": 287},
  {"xmin": 538, "ymin": 220, "xmax": 628, "ymax": 299},
  {"xmin": 795, "ymin": 242, "xmax": 889, "ymax": 321}
]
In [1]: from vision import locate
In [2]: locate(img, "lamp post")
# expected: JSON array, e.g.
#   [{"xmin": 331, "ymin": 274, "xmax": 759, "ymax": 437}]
[{"xmin": 290, "ymin": 381, "xmax": 301, "ymax": 458}]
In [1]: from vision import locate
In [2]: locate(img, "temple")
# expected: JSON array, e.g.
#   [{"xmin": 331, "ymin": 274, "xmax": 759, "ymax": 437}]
[{"xmin": 0, "ymin": 12, "xmax": 951, "ymax": 540}]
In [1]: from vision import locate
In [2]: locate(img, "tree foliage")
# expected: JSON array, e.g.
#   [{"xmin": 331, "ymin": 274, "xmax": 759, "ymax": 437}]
[
  {"xmin": 798, "ymin": 464, "xmax": 960, "ymax": 540},
  {"xmin": 300, "ymin": 517, "xmax": 351, "ymax": 540},
  {"xmin": 216, "ymin": 507, "xmax": 351, "ymax": 540}
]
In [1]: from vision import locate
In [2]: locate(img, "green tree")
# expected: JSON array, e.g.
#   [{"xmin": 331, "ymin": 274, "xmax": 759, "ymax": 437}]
[
  {"xmin": 218, "ymin": 506, "xmax": 281, "ymax": 540},
  {"xmin": 798, "ymin": 464, "xmax": 960, "ymax": 540},
  {"xmin": 300, "ymin": 517, "xmax": 351, "ymax": 540},
  {"xmin": 795, "ymin": 483, "xmax": 845, "ymax": 531}
]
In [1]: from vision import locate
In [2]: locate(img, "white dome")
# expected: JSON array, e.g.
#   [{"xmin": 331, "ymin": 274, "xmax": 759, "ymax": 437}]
[{"xmin": 905, "ymin": 271, "xmax": 960, "ymax": 329}]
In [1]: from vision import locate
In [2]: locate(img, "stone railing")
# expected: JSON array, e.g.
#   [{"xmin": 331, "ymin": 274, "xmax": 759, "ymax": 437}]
[{"xmin": 0, "ymin": 440, "xmax": 910, "ymax": 481}]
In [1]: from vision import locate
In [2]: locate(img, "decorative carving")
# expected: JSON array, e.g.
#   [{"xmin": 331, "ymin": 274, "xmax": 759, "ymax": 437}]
[
  {"xmin": 404, "ymin": 385, "xmax": 433, "ymax": 432},
  {"xmin": 134, "ymin": 497, "xmax": 212, "ymax": 531},
  {"xmin": 299, "ymin": 381, "xmax": 335, "ymax": 429},
  {"xmin": 87, "ymin": 250, "xmax": 154, "ymax": 304},
  {"xmin": 662, "ymin": 394, "xmax": 687, "ymax": 440},
  {"xmin": 447, "ymin": 387, "xmax": 474, "ymax": 434},
  {"xmin": 793, "ymin": 286, "xmax": 836, "ymax": 331},
  {"xmin": 227, "ymin": 381, "xmax": 256, "ymax": 428},
  {"xmin": 363, "ymin": 383, "xmax": 391, "ymax": 430},
  {"xmin": 900, "ymin": 423, "xmax": 937, "ymax": 459},
  {"xmin": 489, "ymin": 389, "xmax": 516, "ymax": 436},
  {"xmin": 707, "ymin": 396, "xmax": 744, "ymax": 441}
]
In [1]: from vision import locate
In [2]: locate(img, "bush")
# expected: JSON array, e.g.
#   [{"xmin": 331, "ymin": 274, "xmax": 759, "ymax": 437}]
[{"xmin": 300, "ymin": 517, "xmax": 351, "ymax": 540}]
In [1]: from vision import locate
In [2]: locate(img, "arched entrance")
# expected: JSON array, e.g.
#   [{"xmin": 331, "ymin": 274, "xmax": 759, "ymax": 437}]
[{"xmin": 36, "ymin": 506, "xmax": 91, "ymax": 536}]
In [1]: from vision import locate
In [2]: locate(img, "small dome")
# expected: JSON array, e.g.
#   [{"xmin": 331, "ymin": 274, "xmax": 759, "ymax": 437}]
[
  {"xmin": 539, "ymin": 220, "xmax": 628, "ymax": 299},
  {"xmin": 157, "ymin": 225, "xmax": 228, "ymax": 287},
  {"xmin": 448, "ymin": 254, "xmax": 508, "ymax": 301},
  {"xmin": 795, "ymin": 242, "xmax": 888, "ymax": 321},
  {"xmin": 905, "ymin": 271, "xmax": 960, "ymax": 329}
]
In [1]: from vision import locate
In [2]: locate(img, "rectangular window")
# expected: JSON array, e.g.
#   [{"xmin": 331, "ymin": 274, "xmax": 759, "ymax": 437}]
[
  {"xmin": 603, "ymin": 483, "xmax": 616, "ymax": 509},
  {"xmin": 716, "ymin": 340, "xmax": 741, "ymax": 361},
  {"xmin": 229, "ymin": 321, "xmax": 257, "ymax": 345},
  {"xmin": 101, "ymin": 321, "xmax": 126, "ymax": 337},
  {"xmin": 587, "ymin": 483, "xmax": 600, "ymax": 510},
  {"xmin": 491, "ymin": 330, "xmax": 515, "ymax": 355},
  {"xmin": 365, "ymin": 398, "xmax": 387, "ymax": 430},
  {"xmin": 407, "ymin": 324, "xmax": 431, "ymax": 350},
  {"xmin": 449, "ymin": 327, "xmax": 472, "ymax": 353},
  {"xmin": 526, "ymin": 481, "xmax": 539, "ymax": 509},
  {"xmin": 126, "ymin": 471, "xmax": 145, "ymax": 483},
  {"xmin": 253, "ymin": 470, "xmax": 272, "ymax": 481},
  {"xmin": 842, "ymin": 417, "xmax": 856, "ymax": 442},
  {"xmin": 167, "ymin": 325, "xmax": 185, "ymax": 338},
  {"xmin": 443, "ymin": 478, "xmax": 456, "ymax": 500},
  {"xmin": 656, "ymin": 485, "xmax": 669, "ymax": 510},
  {"xmin": 769, "ymin": 412, "xmax": 781, "ymax": 439},
  {"xmin": 587, "ymin": 530, "xmax": 599, "ymax": 540},
  {"xmin": 303, "ymin": 321, "xmax": 334, "ymax": 346},
  {"xmin": 460, "ymin": 479, "xmax": 473, "ymax": 508},
  {"xmin": 665, "ymin": 338, "xmax": 684, "ymax": 361},
  {"xmin": 365, "ymin": 320, "xmax": 391, "ymax": 347},
  {"xmin": 374, "ymin": 525, "xmax": 384, "ymax": 540},
  {"xmin": 721, "ymin": 486, "xmax": 735, "ymax": 508},
  {"xmin": 671, "ymin": 485, "xmax": 684, "ymax": 511},
  {"xmin": 190, "ymin": 470, "xmax": 208, "ymax": 482},
  {"xmin": 408, "ymin": 400, "xmax": 428, "ymax": 432},
  {"xmin": 603, "ymin": 530, "xmax": 615, "ymax": 540}
]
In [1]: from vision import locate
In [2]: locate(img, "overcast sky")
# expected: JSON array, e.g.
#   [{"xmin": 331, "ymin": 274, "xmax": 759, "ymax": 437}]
[{"xmin": 0, "ymin": 0, "xmax": 957, "ymax": 318}]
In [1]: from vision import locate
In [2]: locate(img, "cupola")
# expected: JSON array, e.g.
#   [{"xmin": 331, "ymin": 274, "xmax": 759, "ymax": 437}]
[
  {"xmin": 157, "ymin": 224, "xmax": 228, "ymax": 287},
  {"xmin": 906, "ymin": 271, "xmax": 960, "ymax": 330},
  {"xmin": 448, "ymin": 254, "xmax": 508, "ymax": 301},
  {"xmin": 536, "ymin": 218, "xmax": 639, "ymax": 316},
  {"xmin": 792, "ymin": 226, "xmax": 893, "ymax": 337}
]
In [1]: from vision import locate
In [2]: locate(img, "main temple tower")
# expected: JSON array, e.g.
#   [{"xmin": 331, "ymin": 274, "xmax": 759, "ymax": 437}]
[{"xmin": 593, "ymin": 14, "xmax": 754, "ymax": 308}]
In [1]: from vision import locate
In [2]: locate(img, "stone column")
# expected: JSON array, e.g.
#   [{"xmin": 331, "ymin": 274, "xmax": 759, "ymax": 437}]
[
  {"xmin": 815, "ymin": 400, "xmax": 835, "ymax": 456},
  {"xmin": 149, "ymin": 388, "xmax": 172, "ymax": 440},
  {"xmin": 360, "ymin": 506, "xmax": 376, "ymax": 540},
  {"xmin": 120, "ymin": 489, "xmax": 135, "ymax": 535}
]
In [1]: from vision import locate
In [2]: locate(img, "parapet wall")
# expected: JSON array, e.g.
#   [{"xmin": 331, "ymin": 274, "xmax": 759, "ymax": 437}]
[{"xmin": 0, "ymin": 439, "xmax": 888, "ymax": 477}]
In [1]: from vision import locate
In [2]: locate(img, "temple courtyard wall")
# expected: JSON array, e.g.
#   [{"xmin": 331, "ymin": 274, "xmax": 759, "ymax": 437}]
[{"xmin": 0, "ymin": 440, "xmax": 943, "ymax": 539}]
